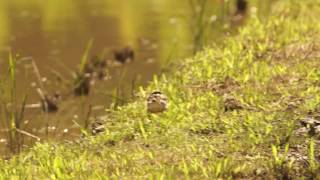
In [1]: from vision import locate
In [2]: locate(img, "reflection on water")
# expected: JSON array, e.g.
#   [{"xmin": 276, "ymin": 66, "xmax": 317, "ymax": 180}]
[{"xmin": 0, "ymin": 0, "xmax": 271, "ymax": 155}]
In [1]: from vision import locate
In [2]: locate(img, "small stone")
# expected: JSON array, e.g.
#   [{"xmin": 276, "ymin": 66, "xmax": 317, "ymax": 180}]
[
  {"xmin": 300, "ymin": 117, "xmax": 320, "ymax": 127},
  {"xmin": 298, "ymin": 117, "xmax": 320, "ymax": 137},
  {"xmin": 91, "ymin": 120, "xmax": 105, "ymax": 135}
]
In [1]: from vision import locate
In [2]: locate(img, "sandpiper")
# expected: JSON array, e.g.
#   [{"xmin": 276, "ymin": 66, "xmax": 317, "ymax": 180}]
[{"xmin": 147, "ymin": 91, "xmax": 168, "ymax": 113}]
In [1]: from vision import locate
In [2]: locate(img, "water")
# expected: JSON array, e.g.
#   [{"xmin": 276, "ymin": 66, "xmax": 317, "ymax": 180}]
[{"xmin": 0, "ymin": 0, "xmax": 271, "ymax": 155}]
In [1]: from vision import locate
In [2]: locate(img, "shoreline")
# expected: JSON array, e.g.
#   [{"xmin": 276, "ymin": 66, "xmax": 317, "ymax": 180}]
[{"xmin": 1, "ymin": 0, "xmax": 320, "ymax": 178}]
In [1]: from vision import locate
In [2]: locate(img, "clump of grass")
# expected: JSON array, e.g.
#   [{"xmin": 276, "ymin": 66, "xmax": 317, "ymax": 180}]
[
  {"xmin": 0, "ymin": 54, "xmax": 35, "ymax": 154},
  {"xmin": 188, "ymin": 0, "xmax": 210, "ymax": 53},
  {"xmin": 271, "ymin": 144, "xmax": 293, "ymax": 179},
  {"xmin": 307, "ymin": 139, "xmax": 320, "ymax": 178},
  {"xmin": 73, "ymin": 40, "xmax": 94, "ymax": 96},
  {"xmin": 0, "ymin": 0, "xmax": 320, "ymax": 178}
]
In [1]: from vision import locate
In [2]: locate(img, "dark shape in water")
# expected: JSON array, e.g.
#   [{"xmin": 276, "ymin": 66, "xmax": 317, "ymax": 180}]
[
  {"xmin": 74, "ymin": 73, "xmax": 91, "ymax": 96},
  {"xmin": 91, "ymin": 55, "xmax": 107, "ymax": 69},
  {"xmin": 53, "ymin": 92, "xmax": 61, "ymax": 100},
  {"xmin": 113, "ymin": 46, "xmax": 134, "ymax": 64},
  {"xmin": 37, "ymin": 89, "xmax": 58, "ymax": 113},
  {"xmin": 83, "ymin": 62, "xmax": 94, "ymax": 75},
  {"xmin": 236, "ymin": 0, "xmax": 247, "ymax": 15},
  {"xmin": 73, "ymin": 55, "xmax": 109, "ymax": 96},
  {"xmin": 91, "ymin": 56, "xmax": 107, "ymax": 79},
  {"xmin": 41, "ymin": 96, "xmax": 59, "ymax": 113},
  {"xmin": 96, "ymin": 69, "xmax": 107, "ymax": 80}
]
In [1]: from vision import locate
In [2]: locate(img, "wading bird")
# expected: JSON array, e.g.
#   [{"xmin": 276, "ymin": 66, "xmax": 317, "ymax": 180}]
[{"xmin": 147, "ymin": 91, "xmax": 168, "ymax": 113}]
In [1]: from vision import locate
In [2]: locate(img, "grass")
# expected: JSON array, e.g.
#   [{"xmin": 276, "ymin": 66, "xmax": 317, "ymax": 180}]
[
  {"xmin": 1, "ymin": 0, "xmax": 320, "ymax": 178},
  {"xmin": 0, "ymin": 54, "xmax": 29, "ymax": 154}
]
